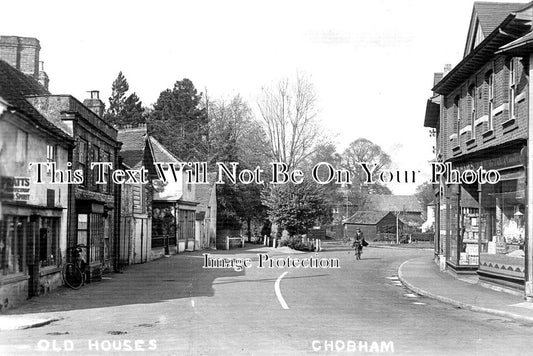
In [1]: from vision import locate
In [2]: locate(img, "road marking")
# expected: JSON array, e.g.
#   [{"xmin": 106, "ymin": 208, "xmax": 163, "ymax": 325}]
[
  {"xmin": 275, "ymin": 271, "xmax": 289, "ymax": 309},
  {"xmin": 191, "ymin": 300, "xmax": 195, "ymax": 308},
  {"xmin": 404, "ymin": 293, "xmax": 418, "ymax": 298},
  {"xmin": 413, "ymin": 302, "xmax": 426, "ymax": 305}
]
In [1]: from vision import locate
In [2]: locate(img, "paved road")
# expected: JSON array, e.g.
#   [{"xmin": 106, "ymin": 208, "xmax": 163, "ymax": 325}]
[{"xmin": 1, "ymin": 242, "xmax": 532, "ymax": 355}]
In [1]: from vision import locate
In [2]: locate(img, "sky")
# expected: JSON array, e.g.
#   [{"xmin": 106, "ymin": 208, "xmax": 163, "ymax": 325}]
[{"xmin": 3, "ymin": 0, "xmax": 530, "ymax": 194}]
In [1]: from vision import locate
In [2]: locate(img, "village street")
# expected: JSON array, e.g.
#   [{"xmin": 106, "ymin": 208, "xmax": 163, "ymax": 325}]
[{"xmin": 1, "ymin": 242, "xmax": 532, "ymax": 355}]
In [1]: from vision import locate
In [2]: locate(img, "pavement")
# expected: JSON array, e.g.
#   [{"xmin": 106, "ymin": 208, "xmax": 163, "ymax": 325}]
[
  {"xmin": 398, "ymin": 255, "xmax": 533, "ymax": 323},
  {"xmin": 3, "ymin": 243, "xmax": 533, "ymax": 333}
]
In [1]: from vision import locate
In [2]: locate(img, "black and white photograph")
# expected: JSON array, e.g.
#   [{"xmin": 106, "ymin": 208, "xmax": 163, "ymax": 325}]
[{"xmin": 1, "ymin": 0, "xmax": 533, "ymax": 355}]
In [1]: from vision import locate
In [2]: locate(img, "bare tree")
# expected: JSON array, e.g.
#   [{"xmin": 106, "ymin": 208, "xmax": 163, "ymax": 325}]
[{"xmin": 257, "ymin": 73, "xmax": 321, "ymax": 169}]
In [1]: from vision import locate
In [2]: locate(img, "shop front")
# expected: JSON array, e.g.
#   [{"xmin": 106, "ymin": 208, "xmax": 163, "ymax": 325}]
[
  {"xmin": 447, "ymin": 143, "xmax": 527, "ymax": 290},
  {"xmin": 74, "ymin": 201, "xmax": 114, "ymax": 281}
]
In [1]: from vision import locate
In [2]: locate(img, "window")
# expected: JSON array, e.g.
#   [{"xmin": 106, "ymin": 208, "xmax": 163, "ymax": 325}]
[
  {"xmin": 454, "ymin": 96, "xmax": 461, "ymax": 138},
  {"xmin": 46, "ymin": 145, "xmax": 56, "ymax": 177},
  {"xmin": 46, "ymin": 145, "xmax": 56, "ymax": 163},
  {"xmin": 468, "ymin": 84, "xmax": 476, "ymax": 137},
  {"xmin": 509, "ymin": 58, "xmax": 517, "ymax": 120},
  {"xmin": 92, "ymin": 145, "xmax": 100, "ymax": 190},
  {"xmin": 78, "ymin": 139, "xmax": 88, "ymax": 186},
  {"xmin": 102, "ymin": 151, "xmax": 110, "ymax": 193},
  {"xmin": 76, "ymin": 214, "xmax": 88, "ymax": 263},
  {"xmin": 486, "ymin": 70, "xmax": 494, "ymax": 130},
  {"xmin": 15, "ymin": 129, "xmax": 28, "ymax": 162},
  {"xmin": 40, "ymin": 217, "xmax": 59, "ymax": 267},
  {"xmin": 0, "ymin": 216, "xmax": 27, "ymax": 275}
]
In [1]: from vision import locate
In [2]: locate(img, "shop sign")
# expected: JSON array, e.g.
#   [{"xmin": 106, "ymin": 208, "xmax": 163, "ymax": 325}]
[
  {"xmin": 455, "ymin": 151, "xmax": 522, "ymax": 172},
  {"xmin": 0, "ymin": 176, "xmax": 30, "ymax": 202}
]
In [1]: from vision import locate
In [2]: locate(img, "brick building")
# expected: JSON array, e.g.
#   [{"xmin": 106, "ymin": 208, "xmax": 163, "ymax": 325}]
[
  {"xmin": 424, "ymin": 2, "xmax": 533, "ymax": 296},
  {"xmin": 0, "ymin": 38, "xmax": 73, "ymax": 309}
]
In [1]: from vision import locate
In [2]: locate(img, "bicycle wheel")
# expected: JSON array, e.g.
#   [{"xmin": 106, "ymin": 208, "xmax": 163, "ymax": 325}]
[{"xmin": 62, "ymin": 263, "xmax": 84, "ymax": 289}]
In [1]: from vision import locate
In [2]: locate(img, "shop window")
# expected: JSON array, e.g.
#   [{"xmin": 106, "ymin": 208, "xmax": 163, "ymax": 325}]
[
  {"xmin": 480, "ymin": 178, "xmax": 525, "ymax": 256},
  {"xmin": 152, "ymin": 206, "xmax": 176, "ymax": 248},
  {"xmin": 0, "ymin": 216, "xmax": 27, "ymax": 275},
  {"xmin": 89, "ymin": 213, "xmax": 103, "ymax": 263},
  {"xmin": 40, "ymin": 217, "xmax": 59, "ymax": 267}
]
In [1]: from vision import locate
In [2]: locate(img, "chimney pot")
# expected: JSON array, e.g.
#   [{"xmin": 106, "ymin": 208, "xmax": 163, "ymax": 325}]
[
  {"xmin": 443, "ymin": 64, "xmax": 452, "ymax": 76},
  {"xmin": 83, "ymin": 90, "xmax": 105, "ymax": 117}
]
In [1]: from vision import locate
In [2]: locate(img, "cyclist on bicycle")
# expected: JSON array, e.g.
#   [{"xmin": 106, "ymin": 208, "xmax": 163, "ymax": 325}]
[{"xmin": 352, "ymin": 229, "xmax": 368, "ymax": 259}]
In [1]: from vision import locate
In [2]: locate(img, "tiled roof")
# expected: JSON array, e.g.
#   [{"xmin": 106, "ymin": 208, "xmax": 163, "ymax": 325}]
[
  {"xmin": 0, "ymin": 60, "xmax": 72, "ymax": 141},
  {"xmin": 474, "ymin": 2, "xmax": 525, "ymax": 36},
  {"xmin": 195, "ymin": 172, "xmax": 217, "ymax": 206},
  {"xmin": 117, "ymin": 127, "xmax": 147, "ymax": 168},
  {"xmin": 149, "ymin": 136, "xmax": 181, "ymax": 163},
  {"xmin": 361, "ymin": 194, "xmax": 422, "ymax": 213},
  {"xmin": 345, "ymin": 211, "xmax": 398, "ymax": 225}
]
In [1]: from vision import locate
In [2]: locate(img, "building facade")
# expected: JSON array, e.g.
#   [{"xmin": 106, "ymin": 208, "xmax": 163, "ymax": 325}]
[
  {"xmin": 0, "ymin": 54, "xmax": 73, "ymax": 309},
  {"xmin": 425, "ymin": 2, "xmax": 533, "ymax": 296},
  {"xmin": 29, "ymin": 92, "xmax": 122, "ymax": 281}
]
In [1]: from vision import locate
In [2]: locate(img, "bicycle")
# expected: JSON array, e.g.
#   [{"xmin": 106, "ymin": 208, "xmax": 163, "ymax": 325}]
[
  {"xmin": 62, "ymin": 244, "xmax": 87, "ymax": 289},
  {"xmin": 354, "ymin": 245, "xmax": 362, "ymax": 260}
]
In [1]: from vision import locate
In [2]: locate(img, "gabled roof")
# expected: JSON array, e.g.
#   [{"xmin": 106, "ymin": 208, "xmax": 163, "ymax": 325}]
[
  {"xmin": 344, "ymin": 211, "xmax": 402, "ymax": 225},
  {"xmin": 434, "ymin": 2, "xmax": 532, "ymax": 95},
  {"xmin": 464, "ymin": 2, "xmax": 526, "ymax": 57},
  {"xmin": 195, "ymin": 172, "xmax": 217, "ymax": 206},
  {"xmin": 0, "ymin": 60, "xmax": 72, "ymax": 141},
  {"xmin": 361, "ymin": 194, "xmax": 422, "ymax": 213},
  {"xmin": 117, "ymin": 126, "xmax": 147, "ymax": 168},
  {"xmin": 149, "ymin": 136, "xmax": 180, "ymax": 162}
]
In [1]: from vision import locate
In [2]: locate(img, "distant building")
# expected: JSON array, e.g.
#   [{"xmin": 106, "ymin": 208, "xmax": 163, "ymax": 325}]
[
  {"xmin": 117, "ymin": 125, "xmax": 199, "ymax": 258},
  {"xmin": 341, "ymin": 211, "xmax": 404, "ymax": 242},
  {"xmin": 359, "ymin": 194, "xmax": 423, "ymax": 230},
  {"xmin": 195, "ymin": 172, "xmax": 217, "ymax": 249},
  {"xmin": 117, "ymin": 125, "xmax": 153, "ymax": 265}
]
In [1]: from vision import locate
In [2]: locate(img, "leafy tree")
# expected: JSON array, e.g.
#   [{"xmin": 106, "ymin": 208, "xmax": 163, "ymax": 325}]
[
  {"xmin": 148, "ymin": 79, "xmax": 208, "ymax": 161},
  {"xmin": 208, "ymin": 95, "xmax": 269, "ymax": 240},
  {"xmin": 107, "ymin": 71, "xmax": 129, "ymax": 118},
  {"xmin": 104, "ymin": 72, "xmax": 145, "ymax": 126},
  {"xmin": 341, "ymin": 137, "xmax": 392, "ymax": 197},
  {"xmin": 262, "ymin": 181, "xmax": 331, "ymax": 236}
]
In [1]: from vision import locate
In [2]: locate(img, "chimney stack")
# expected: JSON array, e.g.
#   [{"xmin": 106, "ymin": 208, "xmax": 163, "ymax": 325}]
[
  {"xmin": 38, "ymin": 61, "xmax": 49, "ymax": 90},
  {"xmin": 443, "ymin": 64, "xmax": 452, "ymax": 76},
  {"xmin": 0, "ymin": 36, "xmax": 40, "ymax": 79},
  {"xmin": 83, "ymin": 90, "xmax": 105, "ymax": 117}
]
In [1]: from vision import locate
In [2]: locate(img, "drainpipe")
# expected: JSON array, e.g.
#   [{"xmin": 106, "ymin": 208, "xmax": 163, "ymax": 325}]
[{"xmin": 526, "ymin": 53, "xmax": 533, "ymax": 301}]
